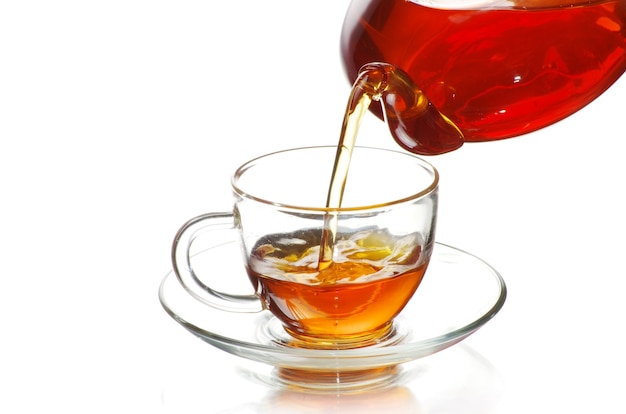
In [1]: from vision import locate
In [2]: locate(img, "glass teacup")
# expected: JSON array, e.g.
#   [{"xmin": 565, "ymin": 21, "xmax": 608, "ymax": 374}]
[{"xmin": 171, "ymin": 146, "xmax": 438, "ymax": 349}]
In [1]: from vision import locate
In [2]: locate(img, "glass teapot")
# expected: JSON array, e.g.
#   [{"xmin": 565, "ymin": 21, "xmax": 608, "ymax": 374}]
[{"xmin": 340, "ymin": 0, "xmax": 626, "ymax": 152}]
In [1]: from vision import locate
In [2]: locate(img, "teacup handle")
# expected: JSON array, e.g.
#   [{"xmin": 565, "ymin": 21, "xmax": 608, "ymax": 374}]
[{"xmin": 171, "ymin": 212, "xmax": 263, "ymax": 313}]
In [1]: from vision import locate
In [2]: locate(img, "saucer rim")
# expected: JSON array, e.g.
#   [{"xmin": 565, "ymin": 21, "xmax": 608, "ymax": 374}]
[{"xmin": 159, "ymin": 242, "xmax": 507, "ymax": 364}]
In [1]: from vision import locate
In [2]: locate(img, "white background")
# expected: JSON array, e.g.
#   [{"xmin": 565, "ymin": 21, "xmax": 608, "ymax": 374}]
[{"xmin": 1, "ymin": 1, "xmax": 625, "ymax": 412}]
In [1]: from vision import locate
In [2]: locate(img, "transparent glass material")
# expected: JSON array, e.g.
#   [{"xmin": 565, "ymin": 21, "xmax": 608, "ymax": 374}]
[
  {"xmin": 171, "ymin": 146, "xmax": 439, "ymax": 348},
  {"xmin": 159, "ymin": 241, "xmax": 506, "ymax": 391}
]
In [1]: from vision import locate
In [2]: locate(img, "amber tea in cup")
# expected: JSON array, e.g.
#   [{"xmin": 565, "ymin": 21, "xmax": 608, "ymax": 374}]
[{"xmin": 171, "ymin": 146, "xmax": 438, "ymax": 349}]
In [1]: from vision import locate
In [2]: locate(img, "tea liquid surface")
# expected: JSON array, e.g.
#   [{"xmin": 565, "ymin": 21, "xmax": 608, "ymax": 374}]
[{"xmin": 341, "ymin": 0, "xmax": 626, "ymax": 141}]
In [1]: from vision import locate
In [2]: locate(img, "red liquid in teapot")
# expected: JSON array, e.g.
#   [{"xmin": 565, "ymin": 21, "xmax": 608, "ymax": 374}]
[{"xmin": 341, "ymin": 0, "xmax": 626, "ymax": 141}]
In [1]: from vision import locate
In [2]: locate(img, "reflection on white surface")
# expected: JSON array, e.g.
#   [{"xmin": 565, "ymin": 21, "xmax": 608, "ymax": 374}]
[
  {"xmin": 250, "ymin": 386, "xmax": 424, "ymax": 414},
  {"xmin": 161, "ymin": 344, "xmax": 502, "ymax": 413}
]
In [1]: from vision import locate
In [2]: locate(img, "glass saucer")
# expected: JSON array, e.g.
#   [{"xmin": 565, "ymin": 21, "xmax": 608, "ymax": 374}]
[{"xmin": 159, "ymin": 242, "xmax": 506, "ymax": 382}]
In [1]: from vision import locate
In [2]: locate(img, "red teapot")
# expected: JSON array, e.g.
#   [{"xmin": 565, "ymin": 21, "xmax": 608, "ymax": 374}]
[{"xmin": 341, "ymin": 0, "xmax": 626, "ymax": 153}]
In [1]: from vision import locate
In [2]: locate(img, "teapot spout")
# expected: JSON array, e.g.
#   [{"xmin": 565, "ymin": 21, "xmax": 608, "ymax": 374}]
[{"xmin": 357, "ymin": 63, "xmax": 464, "ymax": 155}]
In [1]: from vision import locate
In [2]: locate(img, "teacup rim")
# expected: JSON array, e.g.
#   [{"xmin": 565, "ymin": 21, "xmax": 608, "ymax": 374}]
[{"xmin": 230, "ymin": 145, "xmax": 439, "ymax": 213}]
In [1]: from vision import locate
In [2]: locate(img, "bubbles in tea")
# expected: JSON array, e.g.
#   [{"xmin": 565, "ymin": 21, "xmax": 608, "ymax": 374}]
[{"xmin": 246, "ymin": 228, "xmax": 428, "ymax": 346}]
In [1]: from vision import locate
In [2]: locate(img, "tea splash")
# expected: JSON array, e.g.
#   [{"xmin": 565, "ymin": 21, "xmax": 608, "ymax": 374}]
[{"xmin": 249, "ymin": 228, "xmax": 426, "ymax": 346}]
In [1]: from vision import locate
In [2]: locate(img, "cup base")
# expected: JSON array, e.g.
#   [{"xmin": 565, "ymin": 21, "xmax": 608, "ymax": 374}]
[
  {"xmin": 274, "ymin": 365, "xmax": 403, "ymax": 393},
  {"xmin": 283, "ymin": 323, "xmax": 395, "ymax": 350},
  {"xmin": 257, "ymin": 316, "xmax": 409, "ymax": 350}
]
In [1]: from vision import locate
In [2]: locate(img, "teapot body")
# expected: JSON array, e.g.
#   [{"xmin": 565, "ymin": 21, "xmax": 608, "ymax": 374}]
[{"xmin": 341, "ymin": 0, "xmax": 626, "ymax": 141}]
